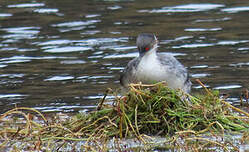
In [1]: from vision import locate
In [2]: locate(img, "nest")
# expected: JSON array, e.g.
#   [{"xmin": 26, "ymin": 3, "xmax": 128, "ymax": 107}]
[{"xmin": 0, "ymin": 81, "xmax": 249, "ymax": 151}]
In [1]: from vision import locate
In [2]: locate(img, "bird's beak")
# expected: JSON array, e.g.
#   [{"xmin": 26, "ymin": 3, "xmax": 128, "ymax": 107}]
[{"xmin": 154, "ymin": 34, "xmax": 159, "ymax": 45}]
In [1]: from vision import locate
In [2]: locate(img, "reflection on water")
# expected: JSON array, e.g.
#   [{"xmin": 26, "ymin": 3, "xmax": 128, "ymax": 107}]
[
  {"xmin": 7, "ymin": 3, "xmax": 45, "ymax": 8},
  {"xmin": 222, "ymin": 6, "xmax": 249, "ymax": 13},
  {"xmin": 0, "ymin": 0, "xmax": 249, "ymax": 113},
  {"xmin": 142, "ymin": 3, "xmax": 224, "ymax": 13}
]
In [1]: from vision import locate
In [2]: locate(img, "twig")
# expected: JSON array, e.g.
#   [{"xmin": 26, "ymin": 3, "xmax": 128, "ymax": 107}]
[
  {"xmin": 196, "ymin": 79, "xmax": 213, "ymax": 96},
  {"xmin": 97, "ymin": 88, "xmax": 112, "ymax": 110}
]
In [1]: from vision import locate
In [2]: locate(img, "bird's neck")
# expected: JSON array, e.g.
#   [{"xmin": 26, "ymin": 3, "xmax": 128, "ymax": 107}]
[
  {"xmin": 137, "ymin": 46, "xmax": 161, "ymax": 82},
  {"xmin": 139, "ymin": 47, "xmax": 158, "ymax": 70}
]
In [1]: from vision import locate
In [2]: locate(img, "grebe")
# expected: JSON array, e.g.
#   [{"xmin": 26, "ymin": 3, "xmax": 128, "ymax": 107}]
[{"xmin": 120, "ymin": 33, "xmax": 191, "ymax": 93}]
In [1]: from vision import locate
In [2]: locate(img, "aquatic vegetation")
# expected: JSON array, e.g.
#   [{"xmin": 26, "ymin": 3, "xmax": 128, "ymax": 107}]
[{"xmin": 0, "ymin": 81, "xmax": 248, "ymax": 151}]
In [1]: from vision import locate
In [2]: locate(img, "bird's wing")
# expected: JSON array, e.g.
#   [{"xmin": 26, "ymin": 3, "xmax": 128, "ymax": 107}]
[
  {"xmin": 120, "ymin": 57, "xmax": 140, "ymax": 86},
  {"xmin": 157, "ymin": 53, "xmax": 190, "ymax": 82}
]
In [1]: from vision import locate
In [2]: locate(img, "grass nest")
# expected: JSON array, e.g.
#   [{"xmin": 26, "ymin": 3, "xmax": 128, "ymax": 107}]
[{"xmin": 0, "ymin": 81, "xmax": 249, "ymax": 151}]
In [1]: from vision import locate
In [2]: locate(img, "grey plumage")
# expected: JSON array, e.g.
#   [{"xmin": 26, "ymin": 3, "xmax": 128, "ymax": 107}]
[
  {"xmin": 120, "ymin": 57, "xmax": 140, "ymax": 86},
  {"xmin": 157, "ymin": 53, "xmax": 191, "ymax": 93}
]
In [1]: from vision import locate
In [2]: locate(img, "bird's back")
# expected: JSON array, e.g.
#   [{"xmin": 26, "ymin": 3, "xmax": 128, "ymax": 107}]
[{"xmin": 157, "ymin": 53, "xmax": 191, "ymax": 93}]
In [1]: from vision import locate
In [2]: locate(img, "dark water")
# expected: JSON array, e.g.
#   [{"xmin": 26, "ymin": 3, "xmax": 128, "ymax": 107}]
[{"xmin": 0, "ymin": 0, "xmax": 249, "ymax": 113}]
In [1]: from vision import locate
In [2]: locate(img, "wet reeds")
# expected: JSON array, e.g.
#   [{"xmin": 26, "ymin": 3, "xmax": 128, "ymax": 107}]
[{"xmin": 0, "ymin": 81, "xmax": 248, "ymax": 151}]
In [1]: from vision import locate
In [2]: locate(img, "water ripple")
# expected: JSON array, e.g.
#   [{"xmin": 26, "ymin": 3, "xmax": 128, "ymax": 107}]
[
  {"xmin": 238, "ymin": 48, "xmax": 249, "ymax": 51},
  {"xmin": 173, "ymin": 40, "xmax": 249, "ymax": 49},
  {"xmin": 33, "ymin": 8, "xmax": 59, "ymax": 14},
  {"xmin": 107, "ymin": 5, "xmax": 122, "ymax": 10},
  {"xmin": 222, "ymin": 6, "xmax": 249, "ymax": 13},
  {"xmin": 0, "ymin": 56, "xmax": 77, "ymax": 64},
  {"xmin": 194, "ymin": 17, "xmax": 231, "ymax": 23},
  {"xmin": 191, "ymin": 73, "xmax": 211, "ymax": 78},
  {"xmin": 38, "ymin": 39, "xmax": 72, "ymax": 46},
  {"xmin": 0, "ymin": 65, "xmax": 7, "ymax": 68},
  {"xmin": 0, "ymin": 74, "xmax": 25, "ymax": 78},
  {"xmin": 160, "ymin": 36, "xmax": 194, "ymax": 44},
  {"xmin": 140, "ymin": 4, "xmax": 224, "ymax": 13},
  {"xmin": 52, "ymin": 20, "xmax": 100, "ymax": 27},
  {"xmin": 0, "ymin": 13, "xmax": 12, "ymax": 17},
  {"xmin": 45, "ymin": 76, "xmax": 74, "ymax": 81},
  {"xmin": 217, "ymin": 40, "xmax": 249, "ymax": 46},
  {"xmin": 104, "ymin": 52, "xmax": 138, "ymax": 59},
  {"xmin": 89, "ymin": 75, "xmax": 114, "ymax": 79},
  {"xmin": 38, "ymin": 37, "xmax": 126, "ymax": 48},
  {"xmin": 2, "ymin": 27, "xmax": 40, "ymax": 34},
  {"xmin": 35, "ymin": 105, "xmax": 97, "ymax": 112},
  {"xmin": 99, "ymin": 45, "xmax": 136, "ymax": 51},
  {"xmin": 213, "ymin": 85, "xmax": 242, "ymax": 90},
  {"xmin": 85, "ymin": 14, "xmax": 101, "ymax": 18},
  {"xmin": 75, "ymin": 37, "xmax": 129, "ymax": 46},
  {"xmin": 8, "ymin": 3, "xmax": 45, "ymax": 8},
  {"xmin": 193, "ymin": 85, "xmax": 210, "ymax": 89},
  {"xmin": 1, "ymin": 0, "xmax": 249, "ymax": 113},
  {"xmin": 185, "ymin": 28, "xmax": 222, "ymax": 32},
  {"xmin": 173, "ymin": 43, "xmax": 214, "ymax": 49},
  {"xmin": 44, "ymin": 46, "xmax": 92, "ymax": 53},
  {"xmin": 1, "ymin": 27, "xmax": 40, "ymax": 40},
  {"xmin": 81, "ymin": 30, "xmax": 100, "ymax": 35},
  {"xmin": 82, "ymin": 95, "xmax": 114, "ymax": 100},
  {"xmin": 2, "ymin": 34, "xmax": 36, "ymax": 40},
  {"xmin": 229, "ymin": 62, "xmax": 249, "ymax": 67},
  {"xmin": 0, "ymin": 94, "xmax": 27, "ymax": 99},
  {"xmin": 0, "ymin": 56, "xmax": 31, "ymax": 64},
  {"xmin": 191, "ymin": 65, "xmax": 209, "ymax": 69},
  {"xmin": 60, "ymin": 60, "xmax": 86, "ymax": 64},
  {"xmin": 51, "ymin": 20, "xmax": 100, "ymax": 32}
]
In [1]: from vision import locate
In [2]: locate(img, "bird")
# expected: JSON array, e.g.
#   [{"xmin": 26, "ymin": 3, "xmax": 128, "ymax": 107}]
[{"xmin": 120, "ymin": 33, "xmax": 192, "ymax": 93}]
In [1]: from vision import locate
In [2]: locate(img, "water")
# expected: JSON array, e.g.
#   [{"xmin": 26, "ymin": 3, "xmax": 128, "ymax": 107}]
[{"xmin": 0, "ymin": 0, "xmax": 249, "ymax": 113}]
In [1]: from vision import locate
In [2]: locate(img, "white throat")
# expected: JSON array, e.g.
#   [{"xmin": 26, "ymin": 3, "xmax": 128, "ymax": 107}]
[{"xmin": 137, "ymin": 46, "xmax": 164, "ymax": 83}]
